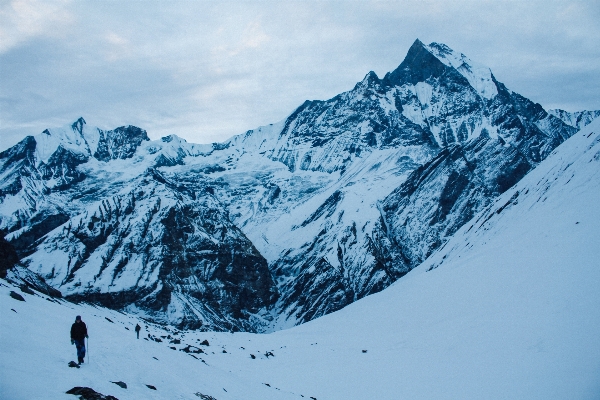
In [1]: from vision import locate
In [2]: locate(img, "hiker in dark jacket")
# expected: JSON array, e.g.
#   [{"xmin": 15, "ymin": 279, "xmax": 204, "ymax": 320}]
[
  {"xmin": 135, "ymin": 323, "xmax": 141, "ymax": 339},
  {"xmin": 70, "ymin": 315, "xmax": 88, "ymax": 364}
]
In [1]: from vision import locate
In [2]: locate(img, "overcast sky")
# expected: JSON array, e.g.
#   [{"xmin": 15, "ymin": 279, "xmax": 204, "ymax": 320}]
[{"xmin": 1, "ymin": 0, "xmax": 599, "ymax": 149}]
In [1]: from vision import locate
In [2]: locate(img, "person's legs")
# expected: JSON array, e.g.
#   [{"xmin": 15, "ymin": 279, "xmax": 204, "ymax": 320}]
[{"xmin": 75, "ymin": 339, "xmax": 86, "ymax": 364}]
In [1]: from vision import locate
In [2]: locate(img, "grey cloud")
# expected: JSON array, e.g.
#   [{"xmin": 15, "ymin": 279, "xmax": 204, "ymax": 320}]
[{"xmin": 1, "ymin": 0, "xmax": 599, "ymax": 150}]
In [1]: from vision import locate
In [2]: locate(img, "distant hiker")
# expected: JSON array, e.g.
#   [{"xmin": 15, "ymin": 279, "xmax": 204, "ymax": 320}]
[
  {"xmin": 70, "ymin": 315, "xmax": 88, "ymax": 365},
  {"xmin": 135, "ymin": 323, "xmax": 141, "ymax": 339}
]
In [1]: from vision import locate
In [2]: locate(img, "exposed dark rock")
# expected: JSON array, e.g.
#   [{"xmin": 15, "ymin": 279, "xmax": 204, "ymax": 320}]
[
  {"xmin": 146, "ymin": 385, "xmax": 157, "ymax": 390},
  {"xmin": 299, "ymin": 190, "xmax": 343, "ymax": 228},
  {"xmin": 201, "ymin": 164, "xmax": 226, "ymax": 174},
  {"xmin": 19, "ymin": 284, "xmax": 35, "ymax": 295},
  {"xmin": 110, "ymin": 381, "xmax": 127, "ymax": 389},
  {"xmin": 10, "ymin": 213, "xmax": 71, "ymax": 258},
  {"xmin": 194, "ymin": 393, "xmax": 217, "ymax": 400},
  {"xmin": 272, "ymin": 250, "xmax": 349, "ymax": 325},
  {"xmin": 72, "ymin": 117, "xmax": 86, "ymax": 135},
  {"xmin": 10, "ymin": 291, "xmax": 25, "ymax": 301},
  {"xmin": 38, "ymin": 145, "xmax": 88, "ymax": 189},
  {"xmin": 154, "ymin": 153, "xmax": 184, "ymax": 168},
  {"xmin": 0, "ymin": 235, "xmax": 19, "ymax": 278},
  {"xmin": 66, "ymin": 386, "xmax": 119, "ymax": 400},
  {"xmin": 94, "ymin": 126, "xmax": 149, "ymax": 162},
  {"xmin": 384, "ymin": 39, "xmax": 456, "ymax": 87},
  {"xmin": 0, "ymin": 136, "xmax": 37, "ymax": 197},
  {"xmin": 181, "ymin": 345, "xmax": 204, "ymax": 354}
]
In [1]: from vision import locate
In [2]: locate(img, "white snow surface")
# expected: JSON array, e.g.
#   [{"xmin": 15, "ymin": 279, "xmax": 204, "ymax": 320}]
[
  {"xmin": 34, "ymin": 123, "xmax": 98, "ymax": 165},
  {"xmin": 2, "ymin": 118, "xmax": 600, "ymax": 399},
  {"xmin": 425, "ymin": 42, "xmax": 498, "ymax": 100}
]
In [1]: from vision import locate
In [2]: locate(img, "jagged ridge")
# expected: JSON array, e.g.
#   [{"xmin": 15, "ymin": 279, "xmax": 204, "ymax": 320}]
[{"xmin": 0, "ymin": 39, "xmax": 592, "ymax": 332}]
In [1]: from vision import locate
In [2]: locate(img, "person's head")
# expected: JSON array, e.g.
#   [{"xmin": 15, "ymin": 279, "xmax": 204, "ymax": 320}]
[{"xmin": 75, "ymin": 315, "xmax": 82, "ymax": 323}]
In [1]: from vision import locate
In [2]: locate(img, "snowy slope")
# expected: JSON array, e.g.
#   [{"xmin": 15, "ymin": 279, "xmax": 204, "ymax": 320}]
[
  {"xmin": 2, "ymin": 116, "xmax": 599, "ymax": 400},
  {"xmin": 0, "ymin": 279, "xmax": 301, "ymax": 400},
  {"xmin": 205, "ymin": 116, "xmax": 600, "ymax": 399}
]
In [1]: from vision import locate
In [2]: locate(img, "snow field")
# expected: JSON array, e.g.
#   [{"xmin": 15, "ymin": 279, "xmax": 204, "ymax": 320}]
[{"xmin": 0, "ymin": 285, "xmax": 303, "ymax": 400}]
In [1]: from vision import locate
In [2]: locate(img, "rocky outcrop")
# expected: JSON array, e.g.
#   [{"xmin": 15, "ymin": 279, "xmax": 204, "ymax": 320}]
[
  {"xmin": 66, "ymin": 387, "xmax": 119, "ymax": 400},
  {"xmin": 25, "ymin": 169, "xmax": 276, "ymax": 331},
  {"xmin": 0, "ymin": 234, "xmax": 20, "ymax": 278},
  {"xmin": 94, "ymin": 125, "xmax": 149, "ymax": 162}
]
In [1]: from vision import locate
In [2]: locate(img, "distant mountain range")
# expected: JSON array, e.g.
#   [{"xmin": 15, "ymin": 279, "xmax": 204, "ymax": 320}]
[
  {"xmin": 548, "ymin": 109, "xmax": 600, "ymax": 130},
  {"xmin": 1, "ymin": 39, "xmax": 598, "ymax": 331}
]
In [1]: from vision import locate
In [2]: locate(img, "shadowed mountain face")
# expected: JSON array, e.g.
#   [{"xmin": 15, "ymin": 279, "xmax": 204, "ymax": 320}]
[
  {"xmin": 0, "ymin": 40, "xmax": 587, "ymax": 331},
  {"xmin": 25, "ymin": 169, "xmax": 276, "ymax": 330},
  {"xmin": 0, "ymin": 235, "xmax": 20, "ymax": 278}
]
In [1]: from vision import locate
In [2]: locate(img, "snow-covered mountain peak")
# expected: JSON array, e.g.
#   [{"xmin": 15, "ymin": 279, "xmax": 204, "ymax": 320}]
[
  {"xmin": 384, "ymin": 39, "xmax": 497, "ymax": 100},
  {"xmin": 141, "ymin": 134, "xmax": 217, "ymax": 168},
  {"xmin": 160, "ymin": 134, "xmax": 184, "ymax": 143},
  {"xmin": 34, "ymin": 119, "xmax": 97, "ymax": 164},
  {"xmin": 383, "ymin": 38, "xmax": 448, "ymax": 87},
  {"xmin": 23, "ymin": 117, "xmax": 155, "ymax": 166},
  {"xmin": 354, "ymin": 71, "xmax": 381, "ymax": 90},
  {"xmin": 71, "ymin": 117, "xmax": 86, "ymax": 135},
  {"xmin": 424, "ymin": 42, "xmax": 497, "ymax": 99}
]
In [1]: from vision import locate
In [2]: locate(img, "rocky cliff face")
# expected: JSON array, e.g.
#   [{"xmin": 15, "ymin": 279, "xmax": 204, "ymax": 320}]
[
  {"xmin": 0, "ymin": 118, "xmax": 276, "ymax": 331},
  {"xmin": 24, "ymin": 168, "xmax": 275, "ymax": 330},
  {"xmin": 368, "ymin": 60, "xmax": 584, "ymax": 277},
  {"xmin": 0, "ymin": 39, "xmax": 587, "ymax": 331},
  {"xmin": 0, "ymin": 235, "xmax": 20, "ymax": 278}
]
